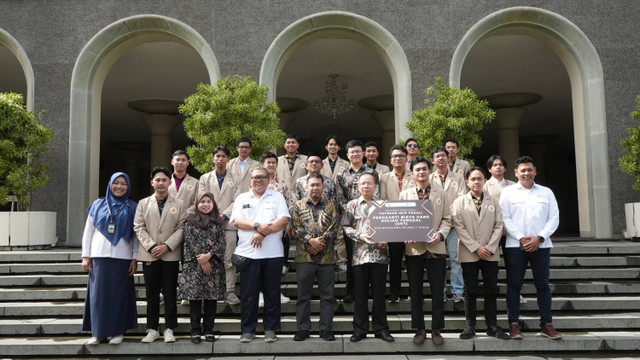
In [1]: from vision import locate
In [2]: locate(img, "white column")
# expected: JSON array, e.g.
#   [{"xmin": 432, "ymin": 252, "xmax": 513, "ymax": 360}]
[{"xmin": 129, "ymin": 99, "xmax": 182, "ymax": 169}]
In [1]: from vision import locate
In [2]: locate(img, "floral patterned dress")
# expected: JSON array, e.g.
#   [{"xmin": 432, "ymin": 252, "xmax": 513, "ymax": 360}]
[{"xmin": 178, "ymin": 222, "xmax": 226, "ymax": 300}]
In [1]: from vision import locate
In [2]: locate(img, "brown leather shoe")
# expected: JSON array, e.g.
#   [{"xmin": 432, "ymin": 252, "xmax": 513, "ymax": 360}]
[
  {"xmin": 540, "ymin": 322, "xmax": 563, "ymax": 340},
  {"xmin": 431, "ymin": 330, "xmax": 444, "ymax": 345},
  {"xmin": 413, "ymin": 329, "xmax": 426, "ymax": 344},
  {"xmin": 509, "ymin": 322, "xmax": 523, "ymax": 340}
]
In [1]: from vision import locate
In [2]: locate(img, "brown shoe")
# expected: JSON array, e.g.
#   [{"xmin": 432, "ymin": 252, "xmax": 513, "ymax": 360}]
[
  {"xmin": 540, "ymin": 322, "xmax": 563, "ymax": 340},
  {"xmin": 413, "ymin": 329, "xmax": 426, "ymax": 344},
  {"xmin": 509, "ymin": 322, "xmax": 523, "ymax": 340},
  {"xmin": 431, "ymin": 330, "xmax": 444, "ymax": 345}
]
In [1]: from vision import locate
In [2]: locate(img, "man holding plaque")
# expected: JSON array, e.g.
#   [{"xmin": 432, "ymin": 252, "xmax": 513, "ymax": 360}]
[
  {"xmin": 399, "ymin": 157, "xmax": 450, "ymax": 346},
  {"xmin": 342, "ymin": 172, "xmax": 394, "ymax": 343}
]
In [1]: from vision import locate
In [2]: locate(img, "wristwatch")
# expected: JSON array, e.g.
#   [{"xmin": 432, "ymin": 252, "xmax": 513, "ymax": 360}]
[
  {"xmin": 254, "ymin": 222, "xmax": 259, "ymax": 231},
  {"xmin": 538, "ymin": 236, "xmax": 545, "ymax": 243}
]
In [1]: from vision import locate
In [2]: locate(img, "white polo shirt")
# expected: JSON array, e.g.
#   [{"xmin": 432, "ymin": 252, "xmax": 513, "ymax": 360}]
[{"xmin": 230, "ymin": 189, "xmax": 290, "ymax": 259}]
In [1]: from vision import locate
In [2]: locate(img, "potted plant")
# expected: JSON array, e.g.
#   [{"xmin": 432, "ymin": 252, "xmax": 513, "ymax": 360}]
[
  {"xmin": 620, "ymin": 95, "xmax": 640, "ymax": 240},
  {"xmin": 0, "ymin": 92, "xmax": 56, "ymax": 249}
]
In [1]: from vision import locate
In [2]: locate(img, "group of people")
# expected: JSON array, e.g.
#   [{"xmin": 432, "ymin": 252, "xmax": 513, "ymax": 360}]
[{"xmin": 80, "ymin": 133, "xmax": 561, "ymax": 346}]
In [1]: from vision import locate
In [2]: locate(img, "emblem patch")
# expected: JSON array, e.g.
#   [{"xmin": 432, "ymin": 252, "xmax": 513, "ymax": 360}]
[{"xmin": 170, "ymin": 207, "xmax": 177, "ymax": 214}]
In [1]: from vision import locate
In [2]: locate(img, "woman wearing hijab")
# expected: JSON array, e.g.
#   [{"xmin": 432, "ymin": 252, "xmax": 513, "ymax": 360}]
[
  {"xmin": 178, "ymin": 192, "xmax": 226, "ymax": 343},
  {"xmin": 81, "ymin": 172, "xmax": 138, "ymax": 345}
]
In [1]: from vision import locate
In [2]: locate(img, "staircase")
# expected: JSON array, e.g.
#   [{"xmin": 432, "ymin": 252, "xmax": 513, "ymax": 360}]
[{"xmin": 0, "ymin": 240, "xmax": 639, "ymax": 358}]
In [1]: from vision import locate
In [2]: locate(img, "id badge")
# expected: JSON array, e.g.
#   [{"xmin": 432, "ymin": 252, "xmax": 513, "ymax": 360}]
[{"xmin": 107, "ymin": 222, "xmax": 116, "ymax": 234}]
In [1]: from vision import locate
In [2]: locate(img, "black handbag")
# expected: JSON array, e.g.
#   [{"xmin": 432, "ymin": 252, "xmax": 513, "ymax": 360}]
[{"xmin": 231, "ymin": 253, "xmax": 253, "ymax": 272}]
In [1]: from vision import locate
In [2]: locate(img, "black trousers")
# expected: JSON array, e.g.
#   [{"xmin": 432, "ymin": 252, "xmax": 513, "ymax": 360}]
[
  {"xmin": 352, "ymin": 262, "xmax": 388, "ymax": 335},
  {"xmin": 189, "ymin": 300, "xmax": 217, "ymax": 335},
  {"xmin": 345, "ymin": 235, "xmax": 354, "ymax": 295},
  {"xmin": 462, "ymin": 260, "xmax": 499, "ymax": 328},
  {"xmin": 406, "ymin": 254, "xmax": 446, "ymax": 330},
  {"xmin": 388, "ymin": 242, "xmax": 405, "ymax": 297},
  {"xmin": 142, "ymin": 260, "xmax": 179, "ymax": 330}
]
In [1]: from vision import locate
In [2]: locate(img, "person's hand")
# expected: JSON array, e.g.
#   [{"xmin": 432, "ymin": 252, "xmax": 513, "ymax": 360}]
[
  {"xmin": 308, "ymin": 237, "xmax": 325, "ymax": 254},
  {"xmin": 425, "ymin": 233, "xmax": 440, "ymax": 243},
  {"xmin": 360, "ymin": 234, "xmax": 373, "ymax": 244},
  {"xmin": 286, "ymin": 227, "xmax": 295, "ymax": 239},
  {"xmin": 196, "ymin": 253, "xmax": 212, "ymax": 265},
  {"xmin": 475, "ymin": 246, "xmax": 492, "ymax": 260},
  {"xmin": 81, "ymin": 257, "xmax": 92, "ymax": 272},
  {"xmin": 521, "ymin": 236, "xmax": 541, "ymax": 252},
  {"xmin": 201, "ymin": 262, "xmax": 212, "ymax": 275},
  {"xmin": 251, "ymin": 232, "xmax": 264, "ymax": 248},
  {"xmin": 151, "ymin": 244, "xmax": 169, "ymax": 259},
  {"xmin": 128, "ymin": 259, "xmax": 137, "ymax": 276},
  {"xmin": 256, "ymin": 223, "xmax": 273, "ymax": 236}
]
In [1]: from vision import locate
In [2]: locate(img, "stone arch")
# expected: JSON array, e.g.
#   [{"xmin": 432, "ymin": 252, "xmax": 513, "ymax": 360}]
[
  {"xmin": 450, "ymin": 7, "xmax": 610, "ymax": 238},
  {"xmin": 0, "ymin": 28, "xmax": 34, "ymax": 110},
  {"xmin": 259, "ymin": 11, "xmax": 412, "ymax": 142},
  {"xmin": 66, "ymin": 15, "xmax": 220, "ymax": 245}
]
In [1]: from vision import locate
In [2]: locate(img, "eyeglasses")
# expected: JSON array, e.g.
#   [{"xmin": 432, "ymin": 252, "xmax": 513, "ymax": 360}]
[
  {"xmin": 238, "ymin": 146, "xmax": 251, "ymax": 150},
  {"xmin": 307, "ymin": 160, "xmax": 322, "ymax": 164},
  {"xmin": 406, "ymin": 143, "xmax": 419, "ymax": 148},
  {"xmin": 391, "ymin": 154, "xmax": 406, "ymax": 159},
  {"xmin": 348, "ymin": 150, "xmax": 363, "ymax": 155},
  {"xmin": 251, "ymin": 176, "xmax": 268, "ymax": 180}
]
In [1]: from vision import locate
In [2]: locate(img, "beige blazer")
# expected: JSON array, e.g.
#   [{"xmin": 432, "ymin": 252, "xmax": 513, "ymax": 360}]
[
  {"xmin": 321, "ymin": 156, "xmax": 350, "ymax": 182},
  {"xmin": 379, "ymin": 170, "xmax": 415, "ymax": 201},
  {"xmin": 134, "ymin": 194, "xmax": 186, "ymax": 262},
  {"xmin": 276, "ymin": 154, "xmax": 308, "ymax": 190},
  {"xmin": 168, "ymin": 174, "xmax": 198, "ymax": 213},
  {"xmin": 429, "ymin": 170, "xmax": 467, "ymax": 208},
  {"xmin": 227, "ymin": 156, "xmax": 259, "ymax": 194},
  {"xmin": 450, "ymin": 158, "xmax": 471, "ymax": 178},
  {"xmin": 198, "ymin": 171, "xmax": 239, "ymax": 229},
  {"xmin": 399, "ymin": 185, "xmax": 450, "ymax": 256},
  {"xmin": 451, "ymin": 192, "xmax": 503, "ymax": 262},
  {"xmin": 369, "ymin": 162, "xmax": 390, "ymax": 175},
  {"xmin": 483, "ymin": 177, "xmax": 516, "ymax": 200}
]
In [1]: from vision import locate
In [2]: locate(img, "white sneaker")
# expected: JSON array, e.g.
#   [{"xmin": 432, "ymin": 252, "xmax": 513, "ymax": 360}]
[
  {"xmin": 86, "ymin": 337, "xmax": 100, "ymax": 345},
  {"xmin": 282, "ymin": 264, "xmax": 289, "ymax": 274},
  {"xmin": 336, "ymin": 262, "xmax": 347, "ymax": 273},
  {"xmin": 280, "ymin": 293, "xmax": 290, "ymax": 304},
  {"xmin": 109, "ymin": 335, "xmax": 123, "ymax": 345},
  {"xmin": 520, "ymin": 295, "xmax": 527, "ymax": 303},
  {"xmin": 225, "ymin": 292, "xmax": 241, "ymax": 305},
  {"xmin": 258, "ymin": 292, "xmax": 264, "ymax": 307},
  {"xmin": 141, "ymin": 329, "xmax": 159, "ymax": 343},
  {"xmin": 163, "ymin": 328, "xmax": 176, "ymax": 343}
]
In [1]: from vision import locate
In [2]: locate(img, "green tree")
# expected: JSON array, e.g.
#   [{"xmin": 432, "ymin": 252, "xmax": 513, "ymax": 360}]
[
  {"xmin": 619, "ymin": 95, "xmax": 640, "ymax": 191},
  {"xmin": 0, "ymin": 92, "xmax": 54, "ymax": 211},
  {"xmin": 405, "ymin": 77, "xmax": 495, "ymax": 162},
  {"xmin": 180, "ymin": 76, "xmax": 285, "ymax": 173}
]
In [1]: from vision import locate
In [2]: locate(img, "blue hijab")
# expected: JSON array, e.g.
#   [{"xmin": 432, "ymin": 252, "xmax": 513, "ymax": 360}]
[{"xmin": 86, "ymin": 172, "xmax": 138, "ymax": 246}]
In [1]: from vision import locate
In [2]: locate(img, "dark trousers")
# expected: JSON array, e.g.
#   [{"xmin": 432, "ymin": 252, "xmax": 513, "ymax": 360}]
[
  {"xmin": 295, "ymin": 262, "xmax": 336, "ymax": 331},
  {"xmin": 239, "ymin": 257, "xmax": 284, "ymax": 334},
  {"xmin": 461, "ymin": 260, "xmax": 499, "ymax": 328},
  {"xmin": 352, "ymin": 262, "xmax": 388, "ymax": 335},
  {"xmin": 142, "ymin": 260, "xmax": 179, "ymax": 330},
  {"xmin": 189, "ymin": 300, "xmax": 217, "ymax": 335},
  {"xmin": 406, "ymin": 254, "xmax": 446, "ymax": 330},
  {"xmin": 282, "ymin": 233, "xmax": 291, "ymax": 263},
  {"xmin": 345, "ymin": 235, "xmax": 354, "ymax": 295},
  {"xmin": 505, "ymin": 247, "xmax": 552, "ymax": 326},
  {"xmin": 388, "ymin": 242, "xmax": 405, "ymax": 297}
]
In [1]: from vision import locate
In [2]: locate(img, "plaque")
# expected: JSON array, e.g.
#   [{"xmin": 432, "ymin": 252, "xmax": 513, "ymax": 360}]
[{"xmin": 369, "ymin": 200, "xmax": 434, "ymax": 242}]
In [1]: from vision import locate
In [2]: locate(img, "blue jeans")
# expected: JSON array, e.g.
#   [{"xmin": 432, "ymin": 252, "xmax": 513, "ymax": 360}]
[
  {"xmin": 445, "ymin": 228, "xmax": 464, "ymax": 295},
  {"xmin": 505, "ymin": 247, "xmax": 552, "ymax": 326},
  {"xmin": 239, "ymin": 257, "xmax": 284, "ymax": 334}
]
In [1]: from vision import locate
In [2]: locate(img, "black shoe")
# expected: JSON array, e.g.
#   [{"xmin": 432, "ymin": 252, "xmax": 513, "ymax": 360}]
[
  {"xmin": 319, "ymin": 329, "xmax": 336, "ymax": 341},
  {"xmin": 190, "ymin": 335, "xmax": 201, "ymax": 344},
  {"xmin": 375, "ymin": 330, "xmax": 395, "ymax": 342},
  {"xmin": 293, "ymin": 330, "xmax": 310, "ymax": 341},
  {"xmin": 459, "ymin": 326, "xmax": 475, "ymax": 339},
  {"xmin": 386, "ymin": 294, "xmax": 400, "ymax": 303},
  {"xmin": 343, "ymin": 293, "xmax": 354, "ymax": 303},
  {"xmin": 431, "ymin": 330, "xmax": 444, "ymax": 345},
  {"xmin": 350, "ymin": 332, "xmax": 367, "ymax": 342},
  {"xmin": 413, "ymin": 329, "xmax": 427, "ymax": 344},
  {"xmin": 204, "ymin": 334, "xmax": 215, "ymax": 342},
  {"xmin": 487, "ymin": 325, "xmax": 510, "ymax": 340}
]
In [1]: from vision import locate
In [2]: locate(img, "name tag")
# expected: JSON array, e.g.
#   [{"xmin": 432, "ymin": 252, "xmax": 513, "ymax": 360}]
[{"xmin": 107, "ymin": 222, "xmax": 116, "ymax": 234}]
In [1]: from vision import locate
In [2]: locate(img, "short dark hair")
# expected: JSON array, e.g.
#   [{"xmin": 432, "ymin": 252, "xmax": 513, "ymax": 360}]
[
  {"xmin": 326, "ymin": 135, "xmax": 341, "ymax": 147},
  {"xmin": 308, "ymin": 173, "xmax": 324, "ymax": 182},
  {"xmin": 212, "ymin": 146, "xmax": 230, "ymax": 157},
  {"xmin": 306, "ymin": 150, "xmax": 322, "ymax": 160},
  {"xmin": 389, "ymin": 144, "xmax": 408, "ymax": 156},
  {"xmin": 411, "ymin": 157, "xmax": 432, "ymax": 172},
  {"xmin": 431, "ymin": 146, "xmax": 449, "ymax": 159},
  {"xmin": 443, "ymin": 138, "xmax": 460, "ymax": 148},
  {"xmin": 406, "ymin": 138, "xmax": 419, "ymax": 147},
  {"xmin": 364, "ymin": 141, "xmax": 380, "ymax": 152},
  {"xmin": 486, "ymin": 154, "xmax": 507, "ymax": 170},
  {"xmin": 150, "ymin": 166, "xmax": 172, "ymax": 180},
  {"xmin": 251, "ymin": 166, "xmax": 269, "ymax": 178},
  {"xmin": 514, "ymin": 155, "xmax": 535, "ymax": 168},
  {"xmin": 171, "ymin": 149, "xmax": 189, "ymax": 160},
  {"xmin": 466, "ymin": 166, "xmax": 487, "ymax": 180},
  {"xmin": 237, "ymin": 137, "xmax": 252, "ymax": 147},
  {"xmin": 359, "ymin": 171, "xmax": 379, "ymax": 185},
  {"xmin": 284, "ymin": 134, "xmax": 299, "ymax": 142},
  {"xmin": 345, "ymin": 139, "xmax": 364, "ymax": 152},
  {"xmin": 259, "ymin": 151, "xmax": 278, "ymax": 164}
]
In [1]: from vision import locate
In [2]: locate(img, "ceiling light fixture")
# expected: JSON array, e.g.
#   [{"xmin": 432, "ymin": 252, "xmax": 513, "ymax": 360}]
[{"xmin": 314, "ymin": 74, "xmax": 355, "ymax": 119}]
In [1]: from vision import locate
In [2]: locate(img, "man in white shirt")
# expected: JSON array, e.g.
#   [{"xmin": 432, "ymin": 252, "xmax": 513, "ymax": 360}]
[
  {"xmin": 500, "ymin": 156, "xmax": 562, "ymax": 341},
  {"xmin": 230, "ymin": 167, "xmax": 290, "ymax": 343}
]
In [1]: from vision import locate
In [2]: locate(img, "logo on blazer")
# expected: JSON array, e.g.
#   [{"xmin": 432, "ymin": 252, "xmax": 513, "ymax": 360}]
[
  {"xmin": 228, "ymin": 181, "xmax": 234, "ymax": 187},
  {"xmin": 187, "ymin": 185, "xmax": 194, "ymax": 191},
  {"xmin": 300, "ymin": 163, "xmax": 306, "ymax": 168},
  {"xmin": 452, "ymin": 182, "xmax": 458, "ymax": 188},
  {"xmin": 170, "ymin": 207, "xmax": 177, "ymax": 214},
  {"xmin": 488, "ymin": 205, "xmax": 495, "ymax": 212},
  {"xmin": 339, "ymin": 166, "xmax": 345, "ymax": 172},
  {"xmin": 436, "ymin": 198, "xmax": 442, "ymax": 206}
]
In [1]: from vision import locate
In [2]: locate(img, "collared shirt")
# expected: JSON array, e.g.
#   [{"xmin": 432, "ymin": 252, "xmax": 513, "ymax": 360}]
[
  {"xmin": 336, "ymin": 165, "xmax": 379, "ymax": 213},
  {"xmin": 81, "ymin": 216, "xmax": 138, "ymax": 260},
  {"xmin": 471, "ymin": 192, "xmax": 483, "ymax": 215},
  {"xmin": 215, "ymin": 171, "xmax": 226, "ymax": 190},
  {"xmin": 294, "ymin": 174, "xmax": 337, "ymax": 204},
  {"xmin": 500, "ymin": 182, "xmax": 559, "ymax": 249},
  {"xmin": 291, "ymin": 198, "xmax": 339, "ymax": 264},
  {"xmin": 416, "ymin": 185, "xmax": 431, "ymax": 200},
  {"xmin": 239, "ymin": 157, "xmax": 248, "ymax": 175},
  {"xmin": 342, "ymin": 196, "xmax": 389, "ymax": 266},
  {"xmin": 268, "ymin": 176, "xmax": 295, "ymax": 209},
  {"xmin": 173, "ymin": 173, "xmax": 187, "ymax": 192},
  {"xmin": 230, "ymin": 189, "xmax": 290, "ymax": 259},
  {"xmin": 328, "ymin": 157, "xmax": 337, "ymax": 172},
  {"xmin": 285, "ymin": 153, "xmax": 300, "ymax": 172}
]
